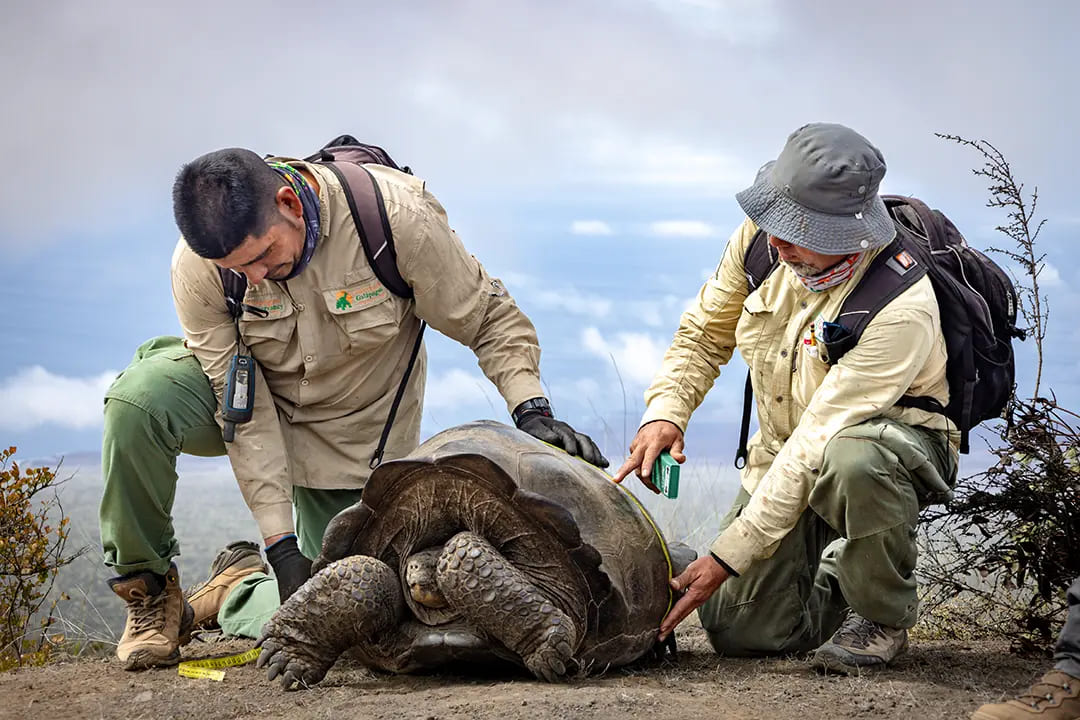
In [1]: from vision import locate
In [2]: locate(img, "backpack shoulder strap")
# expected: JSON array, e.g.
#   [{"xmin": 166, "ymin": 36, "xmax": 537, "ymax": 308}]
[
  {"xmin": 219, "ymin": 267, "xmax": 248, "ymax": 320},
  {"xmin": 820, "ymin": 235, "xmax": 928, "ymax": 363},
  {"xmin": 735, "ymin": 227, "xmax": 776, "ymax": 469},
  {"xmin": 743, "ymin": 227, "xmax": 779, "ymax": 292},
  {"xmin": 321, "ymin": 161, "xmax": 413, "ymax": 300}
]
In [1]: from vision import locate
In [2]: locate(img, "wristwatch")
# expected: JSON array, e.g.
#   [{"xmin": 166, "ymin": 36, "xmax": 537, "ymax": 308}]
[{"xmin": 511, "ymin": 397, "xmax": 553, "ymax": 426}]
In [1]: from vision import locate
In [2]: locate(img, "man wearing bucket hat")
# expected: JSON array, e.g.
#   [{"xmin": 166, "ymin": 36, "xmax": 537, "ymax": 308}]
[{"xmin": 614, "ymin": 122, "xmax": 957, "ymax": 673}]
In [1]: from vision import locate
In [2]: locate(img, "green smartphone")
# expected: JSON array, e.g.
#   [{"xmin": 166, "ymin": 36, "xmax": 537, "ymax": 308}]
[{"xmin": 652, "ymin": 451, "xmax": 680, "ymax": 499}]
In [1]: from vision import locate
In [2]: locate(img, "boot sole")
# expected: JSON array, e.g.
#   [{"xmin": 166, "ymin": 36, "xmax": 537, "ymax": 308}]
[
  {"xmin": 123, "ymin": 647, "xmax": 181, "ymax": 671},
  {"xmin": 810, "ymin": 651, "xmax": 883, "ymax": 676}
]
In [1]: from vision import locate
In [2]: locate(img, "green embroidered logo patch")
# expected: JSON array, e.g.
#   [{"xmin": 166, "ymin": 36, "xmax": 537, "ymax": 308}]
[{"xmin": 324, "ymin": 282, "xmax": 388, "ymax": 314}]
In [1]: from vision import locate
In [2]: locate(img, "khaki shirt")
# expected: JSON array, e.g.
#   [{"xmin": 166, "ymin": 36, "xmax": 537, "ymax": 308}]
[
  {"xmin": 172, "ymin": 161, "xmax": 544, "ymax": 539},
  {"xmin": 641, "ymin": 218, "xmax": 957, "ymax": 574}
]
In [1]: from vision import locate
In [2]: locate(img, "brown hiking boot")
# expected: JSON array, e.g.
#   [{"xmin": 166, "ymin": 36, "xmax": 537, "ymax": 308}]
[
  {"xmin": 108, "ymin": 563, "xmax": 193, "ymax": 670},
  {"xmin": 810, "ymin": 611, "xmax": 908, "ymax": 675},
  {"xmin": 971, "ymin": 670, "xmax": 1080, "ymax": 719},
  {"xmin": 184, "ymin": 540, "xmax": 267, "ymax": 640}
]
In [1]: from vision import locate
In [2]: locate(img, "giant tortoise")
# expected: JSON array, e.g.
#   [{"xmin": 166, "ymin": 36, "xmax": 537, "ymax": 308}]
[{"xmin": 256, "ymin": 420, "xmax": 694, "ymax": 688}]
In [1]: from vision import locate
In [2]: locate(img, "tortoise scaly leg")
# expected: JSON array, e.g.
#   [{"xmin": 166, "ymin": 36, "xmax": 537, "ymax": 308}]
[
  {"xmin": 436, "ymin": 531, "xmax": 577, "ymax": 682},
  {"xmin": 256, "ymin": 556, "xmax": 403, "ymax": 689}
]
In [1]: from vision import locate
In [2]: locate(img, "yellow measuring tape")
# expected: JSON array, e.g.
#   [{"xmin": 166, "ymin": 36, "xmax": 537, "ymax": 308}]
[
  {"xmin": 610, "ymin": 476, "xmax": 677, "ymax": 614},
  {"xmin": 178, "ymin": 647, "xmax": 261, "ymax": 681}
]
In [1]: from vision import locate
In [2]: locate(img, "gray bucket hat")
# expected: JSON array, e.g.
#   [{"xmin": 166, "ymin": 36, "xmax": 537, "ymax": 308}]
[{"xmin": 735, "ymin": 123, "xmax": 896, "ymax": 254}]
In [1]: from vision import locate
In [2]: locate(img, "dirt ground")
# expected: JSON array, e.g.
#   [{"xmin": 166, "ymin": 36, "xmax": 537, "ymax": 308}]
[{"xmin": 0, "ymin": 621, "xmax": 1046, "ymax": 720}]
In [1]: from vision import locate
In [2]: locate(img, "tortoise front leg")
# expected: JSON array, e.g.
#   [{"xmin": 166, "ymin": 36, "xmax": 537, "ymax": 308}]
[
  {"xmin": 436, "ymin": 532, "xmax": 578, "ymax": 681},
  {"xmin": 257, "ymin": 555, "xmax": 403, "ymax": 689}
]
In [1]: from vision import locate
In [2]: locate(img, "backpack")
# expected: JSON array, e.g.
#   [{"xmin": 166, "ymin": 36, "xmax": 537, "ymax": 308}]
[
  {"xmin": 735, "ymin": 194, "xmax": 1025, "ymax": 463},
  {"xmin": 220, "ymin": 135, "xmax": 425, "ymax": 469}
]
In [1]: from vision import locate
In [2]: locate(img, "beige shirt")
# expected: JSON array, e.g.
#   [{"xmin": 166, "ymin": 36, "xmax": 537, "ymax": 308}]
[
  {"xmin": 641, "ymin": 218, "xmax": 957, "ymax": 574},
  {"xmin": 172, "ymin": 161, "xmax": 544, "ymax": 539}
]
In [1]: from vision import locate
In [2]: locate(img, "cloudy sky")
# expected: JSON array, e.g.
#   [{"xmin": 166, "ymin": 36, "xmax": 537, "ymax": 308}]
[{"xmin": 1, "ymin": 0, "xmax": 1077, "ymax": 475}]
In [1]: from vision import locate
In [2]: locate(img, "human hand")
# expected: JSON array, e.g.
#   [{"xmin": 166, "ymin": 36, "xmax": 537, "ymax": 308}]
[
  {"xmin": 611, "ymin": 420, "xmax": 686, "ymax": 494},
  {"xmin": 265, "ymin": 534, "xmax": 312, "ymax": 603},
  {"xmin": 517, "ymin": 414, "xmax": 609, "ymax": 468},
  {"xmin": 658, "ymin": 555, "xmax": 730, "ymax": 641}
]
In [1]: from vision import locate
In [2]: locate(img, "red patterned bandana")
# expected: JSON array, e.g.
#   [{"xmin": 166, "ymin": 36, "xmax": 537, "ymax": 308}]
[{"xmin": 789, "ymin": 252, "xmax": 864, "ymax": 293}]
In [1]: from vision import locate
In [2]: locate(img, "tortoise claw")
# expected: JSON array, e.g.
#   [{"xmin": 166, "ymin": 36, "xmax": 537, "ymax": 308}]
[
  {"xmin": 256, "ymin": 632, "xmax": 332, "ymax": 690},
  {"xmin": 523, "ymin": 626, "xmax": 576, "ymax": 682}
]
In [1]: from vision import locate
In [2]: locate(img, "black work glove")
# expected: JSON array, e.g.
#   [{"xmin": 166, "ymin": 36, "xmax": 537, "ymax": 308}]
[
  {"xmin": 513, "ymin": 398, "xmax": 609, "ymax": 468},
  {"xmin": 265, "ymin": 535, "xmax": 312, "ymax": 603}
]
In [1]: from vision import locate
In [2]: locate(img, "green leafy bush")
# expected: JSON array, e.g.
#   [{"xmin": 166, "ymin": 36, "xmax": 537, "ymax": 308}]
[{"xmin": 0, "ymin": 446, "xmax": 80, "ymax": 671}]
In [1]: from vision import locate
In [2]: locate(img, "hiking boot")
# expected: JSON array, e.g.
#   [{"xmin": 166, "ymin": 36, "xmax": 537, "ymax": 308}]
[
  {"xmin": 108, "ymin": 563, "xmax": 193, "ymax": 670},
  {"xmin": 971, "ymin": 670, "xmax": 1080, "ymax": 719},
  {"xmin": 184, "ymin": 540, "xmax": 267, "ymax": 639},
  {"xmin": 810, "ymin": 611, "xmax": 908, "ymax": 674}
]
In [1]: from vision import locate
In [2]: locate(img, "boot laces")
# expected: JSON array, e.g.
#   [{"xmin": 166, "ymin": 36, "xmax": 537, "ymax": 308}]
[
  {"xmin": 1017, "ymin": 677, "xmax": 1073, "ymax": 709},
  {"xmin": 128, "ymin": 589, "xmax": 170, "ymax": 635},
  {"xmin": 832, "ymin": 613, "xmax": 882, "ymax": 650}
]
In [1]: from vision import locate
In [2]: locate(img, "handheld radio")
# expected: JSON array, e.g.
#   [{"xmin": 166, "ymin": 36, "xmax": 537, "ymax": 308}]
[{"xmin": 222, "ymin": 353, "xmax": 254, "ymax": 442}]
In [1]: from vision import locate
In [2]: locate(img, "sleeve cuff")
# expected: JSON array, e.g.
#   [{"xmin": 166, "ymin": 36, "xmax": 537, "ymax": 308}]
[
  {"xmin": 639, "ymin": 397, "xmax": 691, "ymax": 433},
  {"xmin": 499, "ymin": 373, "xmax": 545, "ymax": 415},
  {"xmin": 709, "ymin": 517, "xmax": 767, "ymax": 576},
  {"xmin": 710, "ymin": 552, "xmax": 740, "ymax": 577},
  {"xmin": 252, "ymin": 501, "xmax": 296, "ymax": 542}
]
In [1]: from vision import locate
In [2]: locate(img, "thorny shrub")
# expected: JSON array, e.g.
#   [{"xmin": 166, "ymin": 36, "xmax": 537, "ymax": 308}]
[
  {"xmin": 918, "ymin": 135, "xmax": 1076, "ymax": 653},
  {"xmin": 920, "ymin": 399, "xmax": 1079, "ymax": 651},
  {"xmin": 0, "ymin": 446, "xmax": 80, "ymax": 671}
]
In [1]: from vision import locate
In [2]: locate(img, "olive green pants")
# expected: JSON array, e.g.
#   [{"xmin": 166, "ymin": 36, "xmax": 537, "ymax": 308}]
[
  {"xmin": 99, "ymin": 336, "xmax": 363, "ymax": 637},
  {"xmin": 698, "ymin": 418, "xmax": 957, "ymax": 656}
]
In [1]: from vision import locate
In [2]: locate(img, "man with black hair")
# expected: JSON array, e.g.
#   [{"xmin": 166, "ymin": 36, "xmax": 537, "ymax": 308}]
[{"xmin": 100, "ymin": 146, "xmax": 606, "ymax": 670}]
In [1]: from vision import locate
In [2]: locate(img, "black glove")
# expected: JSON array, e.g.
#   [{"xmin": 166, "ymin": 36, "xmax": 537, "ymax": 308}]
[
  {"xmin": 513, "ymin": 398, "xmax": 609, "ymax": 468},
  {"xmin": 265, "ymin": 534, "xmax": 312, "ymax": 603}
]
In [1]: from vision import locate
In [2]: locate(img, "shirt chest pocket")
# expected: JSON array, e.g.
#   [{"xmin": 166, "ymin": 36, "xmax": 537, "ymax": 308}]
[
  {"xmin": 322, "ymin": 270, "xmax": 400, "ymax": 355},
  {"xmin": 735, "ymin": 291, "xmax": 776, "ymax": 369},
  {"xmin": 238, "ymin": 290, "xmax": 297, "ymax": 369},
  {"xmin": 792, "ymin": 320, "xmax": 832, "ymax": 407}
]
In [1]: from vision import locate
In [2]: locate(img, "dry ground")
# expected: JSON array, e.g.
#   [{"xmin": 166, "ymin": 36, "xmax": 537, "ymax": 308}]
[{"xmin": 0, "ymin": 621, "xmax": 1047, "ymax": 720}]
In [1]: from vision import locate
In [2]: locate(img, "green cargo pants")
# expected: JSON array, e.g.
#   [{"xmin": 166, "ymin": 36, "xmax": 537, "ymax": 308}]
[
  {"xmin": 698, "ymin": 417, "xmax": 957, "ymax": 656},
  {"xmin": 99, "ymin": 336, "xmax": 363, "ymax": 637}
]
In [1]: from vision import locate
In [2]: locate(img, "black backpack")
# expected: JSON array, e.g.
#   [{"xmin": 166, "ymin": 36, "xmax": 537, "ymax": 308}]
[
  {"xmin": 220, "ymin": 135, "xmax": 425, "ymax": 469},
  {"xmin": 736, "ymin": 195, "xmax": 1025, "ymax": 462}
]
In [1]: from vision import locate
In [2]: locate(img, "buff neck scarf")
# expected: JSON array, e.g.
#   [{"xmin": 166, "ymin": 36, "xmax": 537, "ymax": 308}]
[
  {"xmin": 268, "ymin": 162, "xmax": 321, "ymax": 281},
  {"xmin": 788, "ymin": 252, "xmax": 865, "ymax": 293}
]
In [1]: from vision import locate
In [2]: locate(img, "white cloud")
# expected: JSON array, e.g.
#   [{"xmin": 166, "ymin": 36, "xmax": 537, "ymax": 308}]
[
  {"xmin": 0, "ymin": 367, "xmax": 118, "ymax": 430},
  {"xmin": 1039, "ymin": 261, "xmax": 1063, "ymax": 288},
  {"xmin": 1004, "ymin": 260, "xmax": 1063, "ymax": 289},
  {"xmin": 423, "ymin": 368, "xmax": 500, "ymax": 412},
  {"xmin": 560, "ymin": 115, "xmax": 749, "ymax": 192},
  {"xmin": 581, "ymin": 327, "xmax": 666, "ymax": 385},
  {"xmin": 496, "ymin": 271, "xmax": 534, "ymax": 292},
  {"xmin": 570, "ymin": 220, "xmax": 614, "ymax": 236},
  {"xmin": 626, "ymin": 295, "xmax": 685, "ymax": 328},
  {"xmin": 533, "ymin": 288, "xmax": 613, "ymax": 319},
  {"xmin": 649, "ymin": 220, "xmax": 717, "ymax": 238}
]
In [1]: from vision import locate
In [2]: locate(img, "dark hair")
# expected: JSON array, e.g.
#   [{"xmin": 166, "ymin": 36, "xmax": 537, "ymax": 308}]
[{"xmin": 172, "ymin": 148, "xmax": 286, "ymax": 259}]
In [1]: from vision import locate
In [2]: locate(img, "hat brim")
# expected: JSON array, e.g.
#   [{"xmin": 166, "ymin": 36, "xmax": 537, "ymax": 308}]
[{"xmin": 735, "ymin": 161, "xmax": 895, "ymax": 255}]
